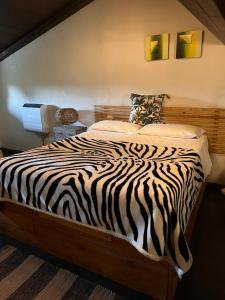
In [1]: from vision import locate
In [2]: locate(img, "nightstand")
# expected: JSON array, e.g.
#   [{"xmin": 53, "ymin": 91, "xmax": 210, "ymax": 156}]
[{"xmin": 53, "ymin": 125, "xmax": 87, "ymax": 142}]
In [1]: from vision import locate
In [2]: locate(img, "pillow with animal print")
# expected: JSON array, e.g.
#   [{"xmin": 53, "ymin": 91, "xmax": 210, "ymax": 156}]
[{"xmin": 129, "ymin": 93, "xmax": 167, "ymax": 125}]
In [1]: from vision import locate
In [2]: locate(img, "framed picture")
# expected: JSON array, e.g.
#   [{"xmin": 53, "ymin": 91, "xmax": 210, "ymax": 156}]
[
  {"xmin": 145, "ymin": 33, "xmax": 169, "ymax": 61},
  {"xmin": 176, "ymin": 30, "xmax": 204, "ymax": 59}
]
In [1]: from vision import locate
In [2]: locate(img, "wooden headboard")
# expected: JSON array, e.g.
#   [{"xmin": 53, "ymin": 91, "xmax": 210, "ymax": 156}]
[{"xmin": 95, "ymin": 105, "xmax": 225, "ymax": 154}]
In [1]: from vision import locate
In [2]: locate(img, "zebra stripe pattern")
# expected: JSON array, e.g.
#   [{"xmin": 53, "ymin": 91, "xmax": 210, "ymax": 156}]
[
  {"xmin": 0, "ymin": 243, "xmax": 123, "ymax": 300},
  {"xmin": 0, "ymin": 136, "xmax": 204, "ymax": 275}
]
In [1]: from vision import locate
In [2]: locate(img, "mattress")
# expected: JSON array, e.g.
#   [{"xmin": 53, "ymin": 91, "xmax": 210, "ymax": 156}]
[{"xmin": 0, "ymin": 131, "xmax": 211, "ymax": 277}]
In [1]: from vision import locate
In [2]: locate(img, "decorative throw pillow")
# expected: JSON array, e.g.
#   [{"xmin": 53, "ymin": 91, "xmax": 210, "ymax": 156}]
[{"xmin": 129, "ymin": 93, "xmax": 167, "ymax": 125}]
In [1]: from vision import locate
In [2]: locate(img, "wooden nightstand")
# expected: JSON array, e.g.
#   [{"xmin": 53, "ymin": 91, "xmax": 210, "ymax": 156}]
[{"xmin": 53, "ymin": 125, "xmax": 86, "ymax": 142}]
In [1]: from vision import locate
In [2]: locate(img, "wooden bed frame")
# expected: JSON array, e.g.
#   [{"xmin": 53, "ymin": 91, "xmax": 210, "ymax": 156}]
[{"xmin": 0, "ymin": 105, "xmax": 225, "ymax": 300}]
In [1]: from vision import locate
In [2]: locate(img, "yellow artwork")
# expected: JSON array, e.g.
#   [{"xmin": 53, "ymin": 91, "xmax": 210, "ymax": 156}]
[
  {"xmin": 176, "ymin": 30, "xmax": 204, "ymax": 59},
  {"xmin": 145, "ymin": 33, "xmax": 169, "ymax": 61}
]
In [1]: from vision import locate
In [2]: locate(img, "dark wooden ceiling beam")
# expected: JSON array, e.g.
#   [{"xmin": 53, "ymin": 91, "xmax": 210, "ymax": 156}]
[
  {"xmin": 178, "ymin": 0, "xmax": 225, "ymax": 44},
  {"xmin": 0, "ymin": 0, "xmax": 94, "ymax": 62}
]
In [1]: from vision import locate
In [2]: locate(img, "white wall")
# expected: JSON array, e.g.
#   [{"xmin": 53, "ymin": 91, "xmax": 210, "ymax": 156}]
[{"xmin": 0, "ymin": 0, "xmax": 225, "ymax": 182}]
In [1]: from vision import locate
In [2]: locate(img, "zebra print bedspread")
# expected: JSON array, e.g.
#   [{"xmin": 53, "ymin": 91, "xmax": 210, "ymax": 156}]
[{"xmin": 0, "ymin": 136, "xmax": 204, "ymax": 275}]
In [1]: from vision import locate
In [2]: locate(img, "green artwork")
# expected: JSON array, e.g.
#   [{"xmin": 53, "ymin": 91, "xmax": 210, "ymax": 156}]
[
  {"xmin": 176, "ymin": 30, "xmax": 204, "ymax": 59},
  {"xmin": 145, "ymin": 33, "xmax": 169, "ymax": 61}
]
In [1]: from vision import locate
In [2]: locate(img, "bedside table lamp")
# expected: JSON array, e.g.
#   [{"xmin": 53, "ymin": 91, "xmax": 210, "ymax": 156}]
[
  {"xmin": 53, "ymin": 108, "xmax": 86, "ymax": 142},
  {"xmin": 56, "ymin": 108, "xmax": 78, "ymax": 125}
]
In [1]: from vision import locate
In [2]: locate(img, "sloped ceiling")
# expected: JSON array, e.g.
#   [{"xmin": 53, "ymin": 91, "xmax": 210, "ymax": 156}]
[
  {"xmin": 0, "ymin": 0, "xmax": 223, "ymax": 63},
  {"xmin": 0, "ymin": 0, "xmax": 94, "ymax": 62},
  {"xmin": 178, "ymin": 0, "xmax": 225, "ymax": 44}
]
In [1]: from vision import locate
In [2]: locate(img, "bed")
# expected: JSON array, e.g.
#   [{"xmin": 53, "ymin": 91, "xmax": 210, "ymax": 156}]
[{"xmin": 0, "ymin": 105, "xmax": 224, "ymax": 300}]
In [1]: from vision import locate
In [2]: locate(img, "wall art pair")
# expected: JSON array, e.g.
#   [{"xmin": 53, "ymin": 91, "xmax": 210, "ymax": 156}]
[{"xmin": 145, "ymin": 30, "xmax": 204, "ymax": 61}]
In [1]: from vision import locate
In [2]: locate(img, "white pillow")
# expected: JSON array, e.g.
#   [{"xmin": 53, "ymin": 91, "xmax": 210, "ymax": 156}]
[
  {"xmin": 88, "ymin": 120, "xmax": 142, "ymax": 133},
  {"xmin": 137, "ymin": 124, "xmax": 205, "ymax": 139}
]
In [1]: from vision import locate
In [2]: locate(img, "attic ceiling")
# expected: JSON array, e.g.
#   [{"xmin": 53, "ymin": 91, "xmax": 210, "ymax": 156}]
[
  {"xmin": 0, "ymin": 0, "xmax": 94, "ymax": 62},
  {"xmin": 0, "ymin": 0, "xmax": 224, "ymax": 63},
  {"xmin": 178, "ymin": 0, "xmax": 225, "ymax": 44}
]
